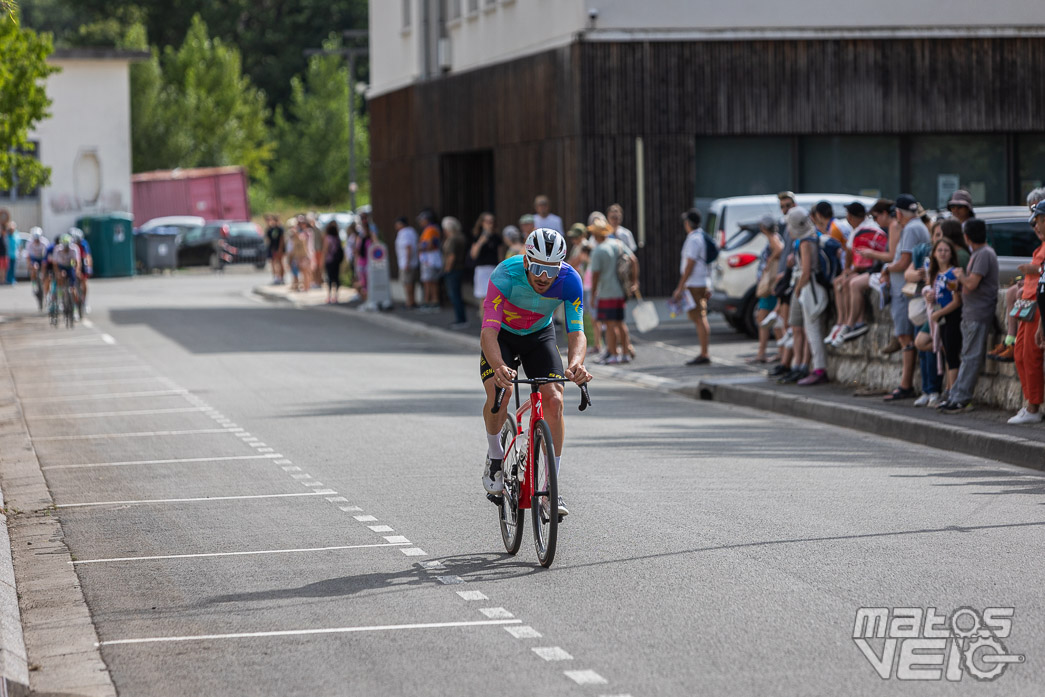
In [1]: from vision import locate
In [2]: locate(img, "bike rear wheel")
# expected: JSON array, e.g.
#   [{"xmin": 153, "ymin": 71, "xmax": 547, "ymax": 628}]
[
  {"xmin": 62, "ymin": 287, "xmax": 75, "ymax": 328},
  {"xmin": 530, "ymin": 418, "xmax": 558, "ymax": 567},
  {"xmin": 498, "ymin": 414, "xmax": 524, "ymax": 554}
]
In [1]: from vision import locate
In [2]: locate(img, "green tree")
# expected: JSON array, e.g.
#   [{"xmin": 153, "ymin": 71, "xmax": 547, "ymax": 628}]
[
  {"xmin": 0, "ymin": 11, "xmax": 58, "ymax": 192},
  {"xmin": 129, "ymin": 15, "xmax": 273, "ymax": 178},
  {"xmin": 271, "ymin": 36, "xmax": 363, "ymax": 204}
]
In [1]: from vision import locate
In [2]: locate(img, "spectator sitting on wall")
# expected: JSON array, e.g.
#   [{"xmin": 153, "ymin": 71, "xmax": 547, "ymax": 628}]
[
  {"xmin": 938, "ymin": 218, "xmax": 999, "ymax": 414},
  {"xmin": 1006, "ymin": 200, "xmax": 1045, "ymax": 424},
  {"xmin": 394, "ymin": 216, "xmax": 420, "ymax": 309},
  {"xmin": 828, "ymin": 201, "xmax": 881, "ymax": 346},
  {"xmin": 881, "ymin": 194, "xmax": 931, "ymax": 402},
  {"xmin": 812, "ymin": 200, "xmax": 852, "ymax": 345},
  {"xmin": 607, "ymin": 203, "xmax": 638, "ymax": 252},
  {"xmin": 533, "ymin": 195, "xmax": 563, "ymax": 234}
]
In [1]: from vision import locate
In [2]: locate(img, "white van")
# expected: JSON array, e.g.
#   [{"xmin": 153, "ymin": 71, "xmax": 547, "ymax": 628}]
[{"xmin": 705, "ymin": 193, "xmax": 877, "ymax": 336}]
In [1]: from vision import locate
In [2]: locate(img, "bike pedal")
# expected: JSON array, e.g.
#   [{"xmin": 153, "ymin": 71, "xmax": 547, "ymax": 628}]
[{"xmin": 486, "ymin": 493, "xmax": 504, "ymax": 506}]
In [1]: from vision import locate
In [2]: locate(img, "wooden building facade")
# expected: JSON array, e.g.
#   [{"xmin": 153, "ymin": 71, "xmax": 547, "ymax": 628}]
[{"xmin": 370, "ymin": 36, "xmax": 1045, "ymax": 296}]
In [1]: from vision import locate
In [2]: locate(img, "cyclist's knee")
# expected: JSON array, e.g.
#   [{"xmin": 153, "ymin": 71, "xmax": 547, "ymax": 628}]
[{"xmin": 542, "ymin": 387, "xmax": 564, "ymax": 418}]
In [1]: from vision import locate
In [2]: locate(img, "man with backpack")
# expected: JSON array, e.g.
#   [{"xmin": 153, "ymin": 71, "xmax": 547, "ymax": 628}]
[
  {"xmin": 589, "ymin": 218, "xmax": 638, "ymax": 364},
  {"xmin": 672, "ymin": 209, "xmax": 717, "ymax": 365},
  {"xmin": 778, "ymin": 207, "xmax": 832, "ymax": 385}
]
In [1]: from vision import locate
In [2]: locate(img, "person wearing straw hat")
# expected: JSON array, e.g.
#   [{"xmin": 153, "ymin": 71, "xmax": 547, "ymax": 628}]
[{"xmin": 589, "ymin": 217, "xmax": 637, "ymax": 364}]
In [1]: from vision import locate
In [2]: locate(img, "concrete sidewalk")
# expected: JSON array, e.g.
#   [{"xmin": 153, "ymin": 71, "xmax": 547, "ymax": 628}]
[{"xmin": 254, "ymin": 283, "xmax": 1045, "ymax": 471}]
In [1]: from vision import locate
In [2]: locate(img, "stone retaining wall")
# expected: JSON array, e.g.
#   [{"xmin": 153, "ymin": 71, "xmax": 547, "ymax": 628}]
[{"xmin": 825, "ymin": 289, "xmax": 1023, "ymax": 410}]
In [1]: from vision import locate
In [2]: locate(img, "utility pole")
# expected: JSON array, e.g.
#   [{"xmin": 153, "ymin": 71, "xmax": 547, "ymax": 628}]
[{"xmin": 304, "ymin": 29, "xmax": 369, "ymax": 211}]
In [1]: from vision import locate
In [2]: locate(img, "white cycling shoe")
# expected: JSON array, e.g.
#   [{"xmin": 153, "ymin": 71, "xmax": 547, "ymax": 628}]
[{"xmin": 482, "ymin": 457, "xmax": 504, "ymax": 494}]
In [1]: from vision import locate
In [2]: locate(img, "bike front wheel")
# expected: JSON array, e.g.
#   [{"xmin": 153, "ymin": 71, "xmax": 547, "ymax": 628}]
[
  {"xmin": 530, "ymin": 418, "xmax": 558, "ymax": 568},
  {"xmin": 498, "ymin": 414, "xmax": 524, "ymax": 555}
]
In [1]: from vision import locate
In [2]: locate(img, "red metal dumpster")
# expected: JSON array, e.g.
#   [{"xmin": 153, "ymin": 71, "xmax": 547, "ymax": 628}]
[{"xmin": 131, "ymin": 166, "xmax": 249, "ymax": 226}]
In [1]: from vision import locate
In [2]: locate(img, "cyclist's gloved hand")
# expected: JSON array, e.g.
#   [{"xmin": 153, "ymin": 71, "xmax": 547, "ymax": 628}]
[{"xmin": 494, "ymin": 365, "xmax": 517, "ymax": 388}]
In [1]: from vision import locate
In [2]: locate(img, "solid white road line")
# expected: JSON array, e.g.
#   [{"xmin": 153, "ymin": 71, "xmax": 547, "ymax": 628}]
[
  {"xmin": 97, "ymin": 619, "xmax": 523, "ymax": 647},
  {"xmin": 15, "ymin": 364, "xmax": 152, "ymax": 377},
  {"xmin": 16, "ymin": 376, "xmax": 163, "ymax": 389},
  {"xmin": 18, "ymin": 389, "xmax": 187, "ymax": 403},
  {"xmin": 30, "ymin": 407, "xmax": 208, "ymax": 420},
  {"xmin": 71, "ymin": 542, "xmax": 410, "ymax": 564},
  {"xmin": 565, "ymin": 671, "xmax": 608, "ymax": 685},
  {"xmin": 31, "ymin": 428, "xmax": 239, "ymax": 442},
  {"xmin": 42, "ymin": 453, "xmax": 283, "ymax": 471},
  {"xmin": 57, "ymin": 492, "xmax": 332, "ymax": 508},
  {"xmin": 533, "ymin": 647, "xmax": 573, "ymax": 661}
]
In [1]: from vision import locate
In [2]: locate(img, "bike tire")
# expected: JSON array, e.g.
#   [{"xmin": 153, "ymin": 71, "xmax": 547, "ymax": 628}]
[
  {"xmin": 63, "ymin": 288, "xmax": 75, "ymax": 328},
  {"xmin": 530, "ymin": 418, "xmax": 558, "ymax": 568},
  {"xmin": 498, "ymin": 414, "xmax": 524, "ymax": 555}
]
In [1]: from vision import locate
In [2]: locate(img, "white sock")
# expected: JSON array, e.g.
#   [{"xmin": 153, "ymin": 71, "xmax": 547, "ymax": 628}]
[
  {"xmin": 555, "ymin": 455, "xmax": 561, "ymax": 476},
  {"xmin": 487, "ymin": 433, "xmax": 504, "ymax": 460}
]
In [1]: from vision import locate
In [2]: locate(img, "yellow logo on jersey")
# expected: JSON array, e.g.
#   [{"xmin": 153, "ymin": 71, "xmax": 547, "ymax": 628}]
[
  {"xmin": 492, "ymin": 295, "xmax": 503, "ymax": 310},
  {"xmin": 503, "ymin": 310, "xmax": 520, "ymax": 324},
  {"xmin": 571, "ymin": 297, "xmax": 581, "ymax": 314}
]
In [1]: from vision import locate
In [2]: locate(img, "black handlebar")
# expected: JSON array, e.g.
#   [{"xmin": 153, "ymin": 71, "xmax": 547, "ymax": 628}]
[{"xmin": 491, "ymin": 377, "xmax": 592, "ymax": 414}]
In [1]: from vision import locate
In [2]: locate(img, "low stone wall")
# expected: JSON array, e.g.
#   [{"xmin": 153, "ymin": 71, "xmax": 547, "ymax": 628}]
[{"xmin": 825, "ymin": 289, "xmax": 1023, "ymax": 410}]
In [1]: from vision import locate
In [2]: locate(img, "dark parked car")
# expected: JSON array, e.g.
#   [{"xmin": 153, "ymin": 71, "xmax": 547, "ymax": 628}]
[
  {"xmin": 177, "ymin": 220, "xmax": 266, "ymax": 269},
  {"xmin": 974, "ymin": 207, "xmax": 1040, "ymax": 285}
]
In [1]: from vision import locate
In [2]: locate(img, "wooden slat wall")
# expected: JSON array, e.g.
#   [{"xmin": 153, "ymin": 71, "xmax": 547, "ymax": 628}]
[{"xmin": 372, "ymin": 36, "xmax": 1045, "ymax": 296}]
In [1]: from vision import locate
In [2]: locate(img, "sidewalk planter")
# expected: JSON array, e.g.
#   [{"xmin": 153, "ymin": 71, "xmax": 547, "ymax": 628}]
[{"xmin": 826, "ymin": 289, "xmax": 1022, "ymax": 410}]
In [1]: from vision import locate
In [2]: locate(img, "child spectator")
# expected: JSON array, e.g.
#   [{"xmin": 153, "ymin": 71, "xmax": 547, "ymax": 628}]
[
  {"xmin": 923, "ymin": 239, "xmax": 963, "ymax": 406},
  {"xmin": 1008, "ymin": 201, "xmax": 1045, "ymax": 423},
  {"xmin": 939, "ymin": 219, "xmax": 999, "ymax": 413}
]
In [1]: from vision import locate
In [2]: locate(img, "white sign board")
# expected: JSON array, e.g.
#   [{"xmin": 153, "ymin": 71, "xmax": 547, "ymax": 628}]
[
  {"xmin": 365, "ymin": 242, "xmax": 393, "ymax": 311},
  {"xmin": 937, "ymin": 174, "xmax": 960, "ymax": 210}
]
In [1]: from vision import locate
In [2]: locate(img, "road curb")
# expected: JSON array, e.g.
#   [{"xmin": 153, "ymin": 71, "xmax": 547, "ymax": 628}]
[
  {"xmin": 253, "ymin": 285, "xmax": 1045, "ymax": 472},
  {"xmin": 678, "ymin": 379, "xmax": 1045, "ymax": 472},
  {"xmin": 0, "ymin": 321, "xmax": 117, "ymax": 697}
]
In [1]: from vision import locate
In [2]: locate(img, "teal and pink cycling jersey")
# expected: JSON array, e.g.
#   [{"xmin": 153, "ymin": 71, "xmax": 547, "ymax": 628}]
[{"xmin": 482, "ymin": 256, "xmax": 584, "ymax": 335}]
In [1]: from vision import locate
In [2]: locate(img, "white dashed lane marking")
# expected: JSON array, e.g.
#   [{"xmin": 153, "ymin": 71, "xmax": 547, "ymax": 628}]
[
  {"xmin": 533, "ymin": 647, "xmax": 573, "ymax": 661},
  {"xmin": 456, "ymin": 591, "xmax": 488, "ymax": 601},
  {"xmin": 565, "ymin": 670, "xmax": 609, "ymax": 686},
  {"xmin": 368, "ymin": 525, "xmax": 394, "ymax": 532},
  {"xmin": 400, "ymin": 548, "xmax": 427, "ymax": 556},
  {"xmin": 479, "ymin": 608, "xmax": 515, "ymax": 619},
  {"xmin": 70, "ymin": 542, "xmax": 410, "ymax": 564},
  {"xmin": 56, "ymin": 492, "xmax": 334, "ymax": 508},
  {"xmin": 353, "ymin": 515, "xmax": 378, "ymax": 522},
  {"xmin": 505, "ymin": 626, "xmax": 542, "ymax": 639},
  {"xmin": 97, "ymin": 619, "xmax": 524, "ymax": 647}
]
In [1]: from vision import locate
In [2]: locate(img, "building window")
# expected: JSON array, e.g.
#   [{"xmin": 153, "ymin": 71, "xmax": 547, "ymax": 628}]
[
  {"xmin": 909, "ymin": 135, "xmax": 1008, "ymax": 209},
  {"xmin": 800, "ymin": 136, "xmax": 901, "ymax": 199},
  {"xmin": 448, "ymin": 0, "xmax": 462, "ymax": 21},
  {"xmin": 1017, "ymin": 134, "xmax": 1045, "ymax": 202},
  {"xmin": 401, "ymin": 0, "xmax": 412, "ymax": 31},
  {"xmin": 694, "ymin": 136, "xmax": 793, "ymax": 202},
  {"xmin": 467, "ymin": 0, "xmax": 479, "ymax": 15},
  {"xmin": 2, "ymin": 141, "xmax": 41, "ymax": 199}
]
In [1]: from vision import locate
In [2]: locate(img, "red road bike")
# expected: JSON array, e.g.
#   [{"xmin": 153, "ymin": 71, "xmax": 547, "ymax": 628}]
[{"xmin": 491, "ymin": 377, "xmax": 591, "ymax": 567}]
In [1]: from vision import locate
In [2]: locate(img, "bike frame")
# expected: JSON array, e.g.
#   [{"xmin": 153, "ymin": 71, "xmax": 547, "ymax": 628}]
[{"xmin": 501, "ymin": 384, "xmax": 546, "ymax": 511}]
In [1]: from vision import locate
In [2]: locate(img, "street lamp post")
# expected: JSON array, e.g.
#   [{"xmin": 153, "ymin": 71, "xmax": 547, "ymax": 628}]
[{"xmin": 304, "ymin": 29, "xmax": 368, "ymax": 211}]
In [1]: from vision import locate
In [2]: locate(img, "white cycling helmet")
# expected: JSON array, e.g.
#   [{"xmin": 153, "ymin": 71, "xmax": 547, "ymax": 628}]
[
  {"xmin": 68, "ymin": 227, "xmax": 84, "ymax": 241},
  {"xmin": 524, "ymin": 228, "xmax": 567, "ymax": 264},
  {"xmin": 30, "ymin": 226, "xmax": 43, "ymax": 239}
]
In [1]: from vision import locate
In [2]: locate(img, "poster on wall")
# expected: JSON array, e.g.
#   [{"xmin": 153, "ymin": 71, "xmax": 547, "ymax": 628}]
[{"xmin": 937, "ymin": 174, "xmax": 960, "ymax": 210}]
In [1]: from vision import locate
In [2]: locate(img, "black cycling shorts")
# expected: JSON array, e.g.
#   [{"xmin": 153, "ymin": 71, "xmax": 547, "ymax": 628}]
[{"xmin": 480, "ymin": 324, "xmax": 564, "ymax": 382}]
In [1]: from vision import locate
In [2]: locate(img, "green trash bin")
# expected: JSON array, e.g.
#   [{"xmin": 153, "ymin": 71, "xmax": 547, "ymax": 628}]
[{"xmin": 77, "ymin": 213, "xmax": 135, "ymax": 278}]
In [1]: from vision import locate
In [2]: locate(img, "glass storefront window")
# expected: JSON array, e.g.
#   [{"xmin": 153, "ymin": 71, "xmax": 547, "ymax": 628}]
[
  {"xmin": 1017, "ymin": 134, "xmax": 1045, "ymax": 203},
  {"xmin": 800, "ymin": 136, "xmax": 900, "ymax": 198},
  {"xmin": 695, "ymin": 137, "xmax": 792, "ymax": 200},
  {"xmin": 909, "ymin": 135, "xmax": 1007, "ymax": 210}
]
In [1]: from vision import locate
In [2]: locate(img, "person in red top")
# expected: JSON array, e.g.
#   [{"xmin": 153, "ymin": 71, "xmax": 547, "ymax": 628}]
[{"xmin": 1009, "ymin": 205, "xmax": 1045, "ymax": 424}]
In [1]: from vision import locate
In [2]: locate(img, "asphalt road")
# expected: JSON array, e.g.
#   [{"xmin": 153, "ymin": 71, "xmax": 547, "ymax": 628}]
[{"xmin": 1, "ymin": 270, "xmax": 1044, "ymax": 696}]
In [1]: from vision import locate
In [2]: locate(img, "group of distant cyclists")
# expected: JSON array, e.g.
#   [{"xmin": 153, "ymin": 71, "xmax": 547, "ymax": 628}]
[{"xmin": 24, "ymin": 226, "xmax": 93, "ymax": 318}]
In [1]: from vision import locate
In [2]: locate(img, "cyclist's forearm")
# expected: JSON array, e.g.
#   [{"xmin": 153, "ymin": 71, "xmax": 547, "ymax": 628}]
[
  {"xmin": 566, "ymin": 330, "xmax": 587, "ymax": 368},
  {"xmin": 480, "ymin": 328, "xmax": 505, "ymax": 370}
]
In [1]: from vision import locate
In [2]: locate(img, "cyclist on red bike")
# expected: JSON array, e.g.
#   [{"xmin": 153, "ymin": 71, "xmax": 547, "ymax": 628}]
[{"xmin": 480, "ymin": 228, "xmax": 592, "ymax": 516}]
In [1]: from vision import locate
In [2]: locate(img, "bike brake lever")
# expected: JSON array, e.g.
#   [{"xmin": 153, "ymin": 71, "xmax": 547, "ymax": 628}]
[
  {"xmin": 578, "ymin": 384, "xmax": 591, "ymax": 412},
  {"xmin": 492, "ymin": 387, "xmax": 505, "ymax": 414}
]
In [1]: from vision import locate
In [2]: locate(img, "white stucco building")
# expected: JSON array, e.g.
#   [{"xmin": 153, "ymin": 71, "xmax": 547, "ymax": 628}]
[{"xmin": 6, "ymin": 48, "xmax": 145, "ymax": 236}]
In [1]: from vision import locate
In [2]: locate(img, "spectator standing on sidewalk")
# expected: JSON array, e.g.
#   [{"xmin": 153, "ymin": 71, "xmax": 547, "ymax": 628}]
[
  {"xmin": 264, "ymin": 215, "xmax": 285, "ymax": 285},
  {"xmin": 947, "ymin": 190, "xmax": 976, "ymax": 227},
  {"xmin": 939, "ymin": 219, "xmax": 999, "ymax": 413},
  {"xmin": 882, "ymin": 194, "xmax": 931, "ymax": 402},
  {"xmin": 533, "ymin": 195, "xmax": 564, "ymax": 234},
  {"xmin": 471, "ymin": 212, "xmax": 502, "ymax": 303},
  {"xmin": 417, "ymin": 210, "xmax": 443, "ymax": 312},
  {"xmin": 926, "ymin": 238, "xmax": 963, "ymax": 403},
  {"xmin": 442, "ymin": 216, "xmax": 469, "ymax": 329},
  {"xmin": 989, "ymin": 190, "xmax": 1034, "ymax": 363},
  {"xmin": 518, "ymin": 214, "xmax": 535, "ymax": 241},
  {"xmin": 322, "ymin": 221, "xmax": 344, "ymax": 304},
  {"xmin": 353, "ymin": 217, "xmax": 376, "ymax": 301},
  {"xmin": 781, "ymin": 207, "xmax": 829, "ymax": 385},
  {"xmin": 752, "ymin": 215, "xmax": 783, "ymax": 363},
  {"xmin": 769, "ymin": 192, "xmax": 797, "ymax": 375},
  {"xmin": 1007, "ymin": 201, "xmax": 1045, "ymax": 424},
  {"xmin": 607, "ymin": 203, "xmax": 638, "ymax": 251},
  {"xmin": 394, "ymin": 216, "xmax": 420, "ymax": 309},
  {"xmin": 589, "ymin": 218, "xmax": 638, "ymax": 364},
  {"xmin": 502, "ymin": 225, "xmax": 525, "ymax": 258},
  {"xmin": 672, "ymin": 209, "xmax": 712, "ymax": 365},
  {"xmin": 286, "ymin": 224, "xmax": 312, "ymax": 292},
  {"xmin": 3, "ymin": 221, "xmax": 16, "ymax": 285}
]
